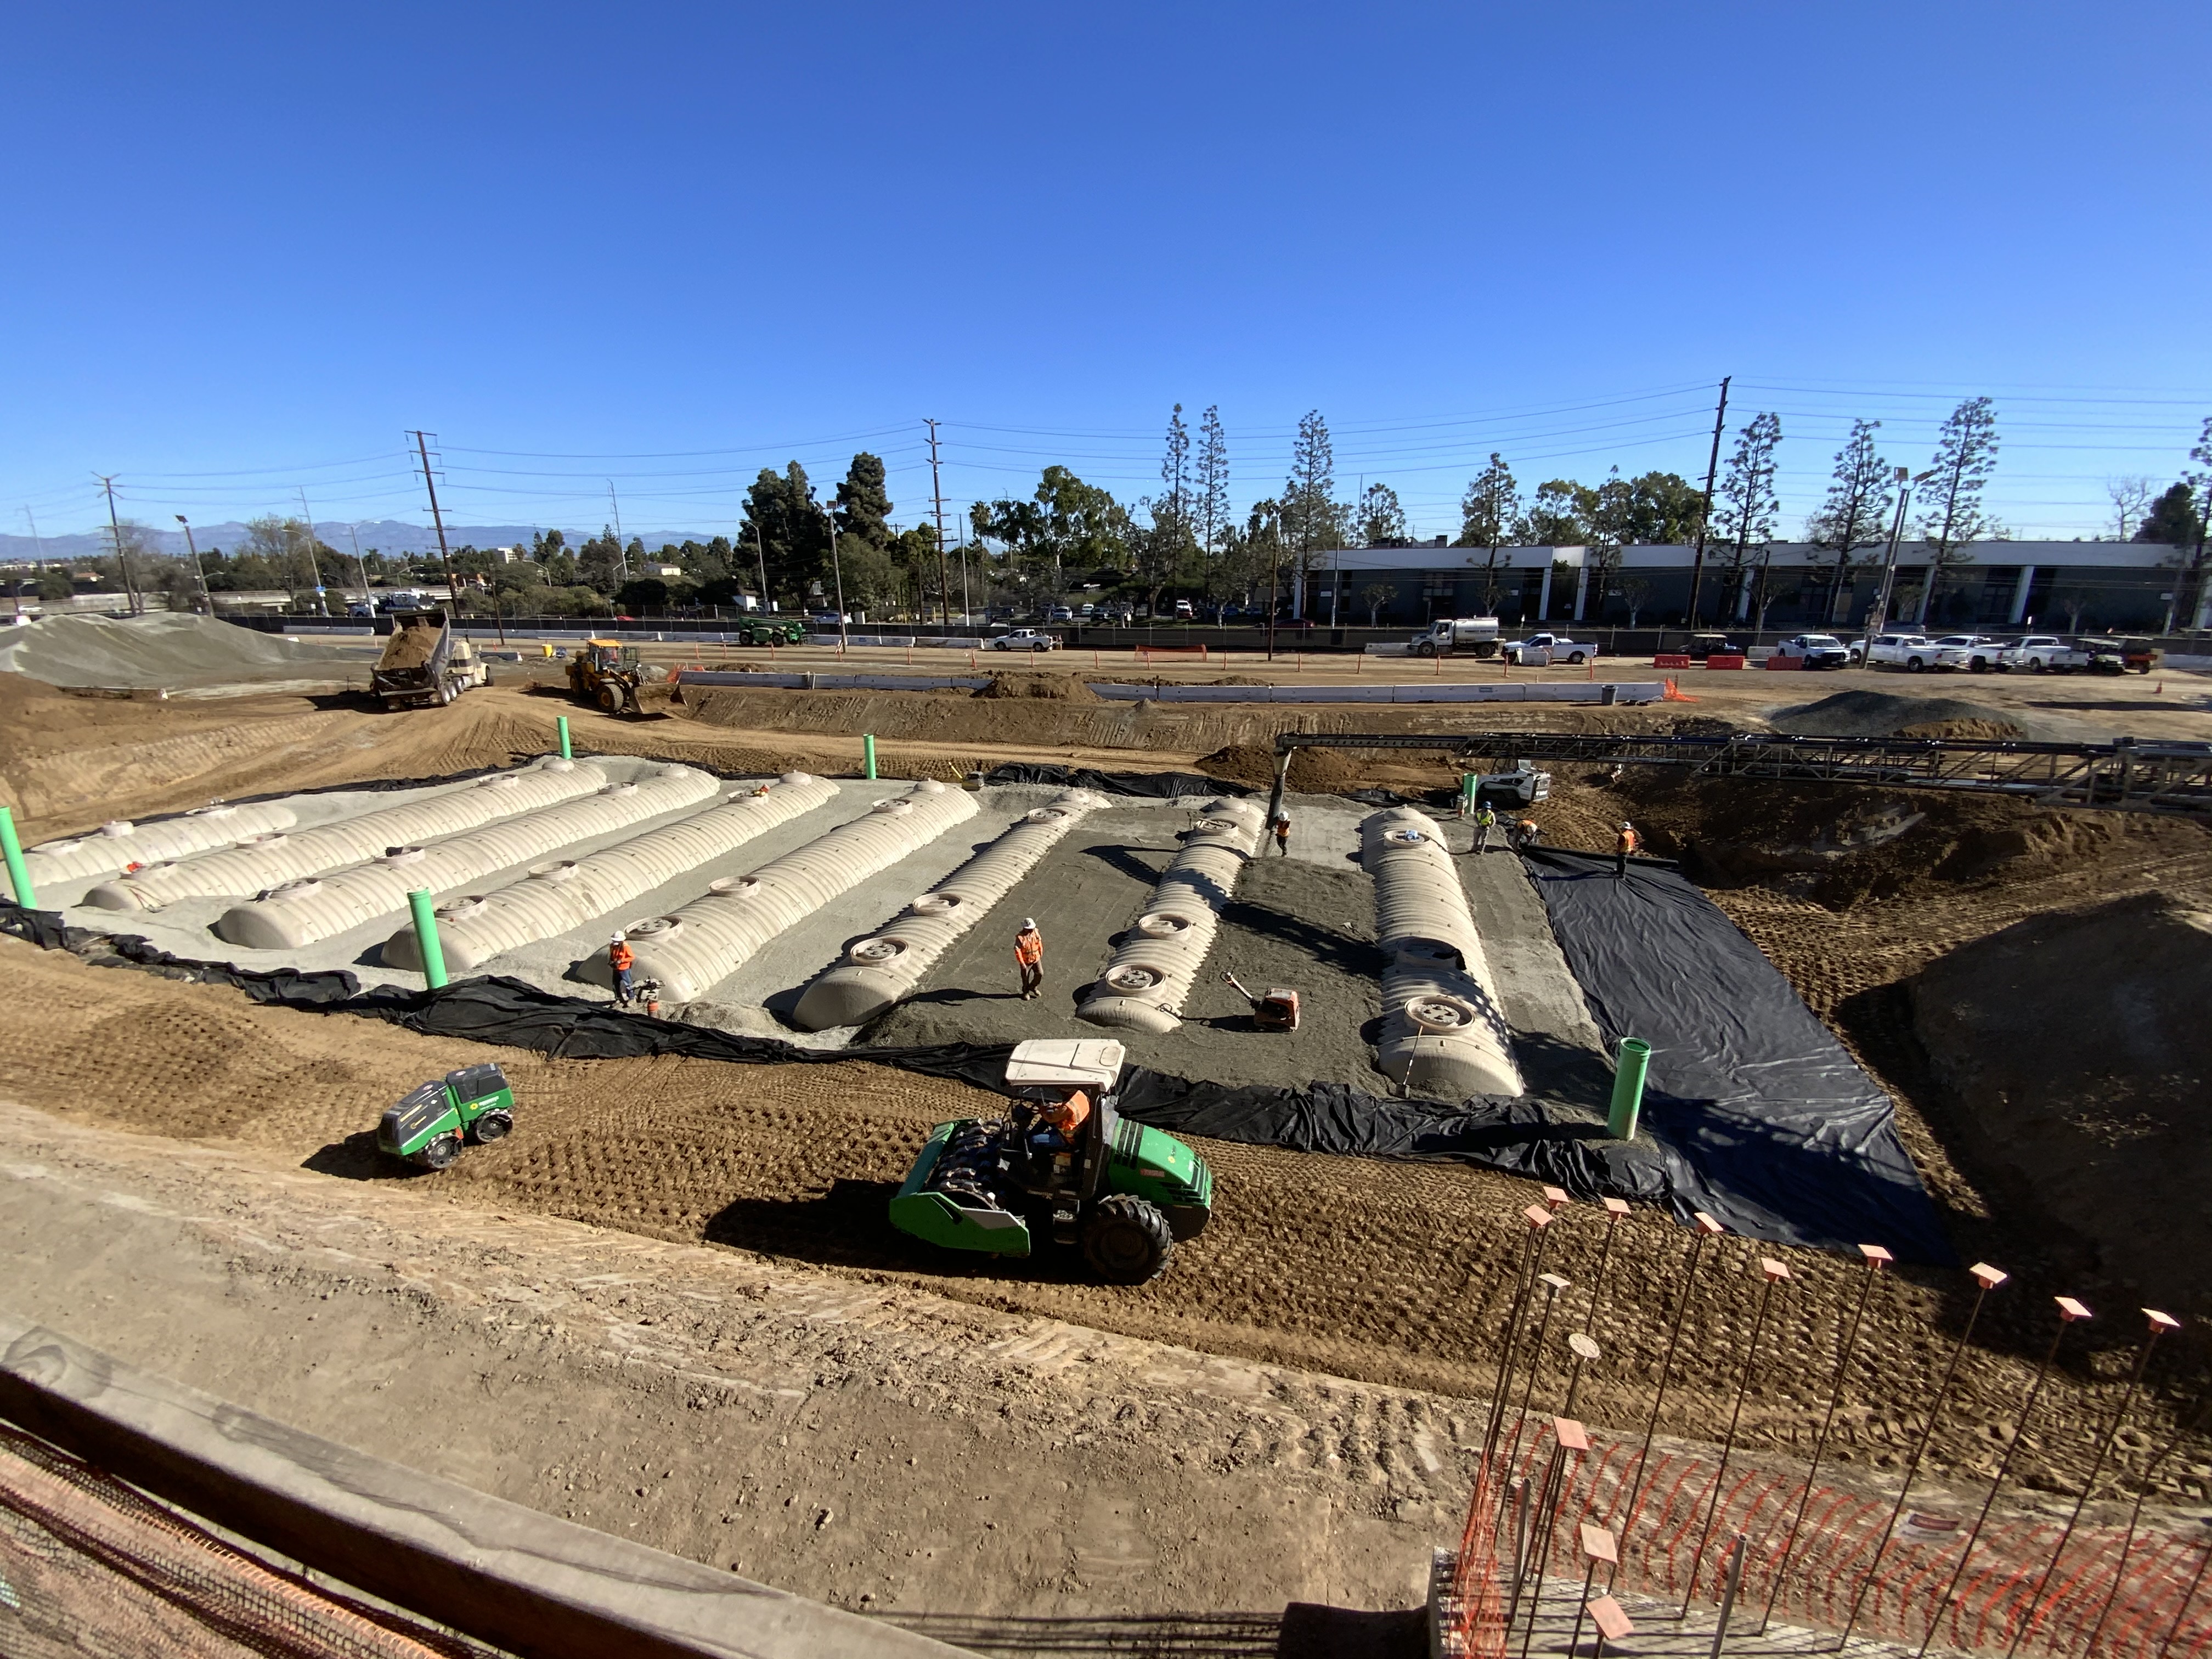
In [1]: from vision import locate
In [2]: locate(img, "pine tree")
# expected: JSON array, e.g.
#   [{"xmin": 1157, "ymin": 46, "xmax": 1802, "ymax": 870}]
[
  {"xmin": 834, "ymin": 453, "xmax": 893, "ymax": 549},
  {"xmin": 1357, "ymin": 483, "xmax": 1408, "ymax": 547},
  {"xmin": 1712, "ymin": 414, "xmax": 1783, "ymax": 623},
  {"xmin": 1281, "ymin": 410, "xmax": 1342, "ymax": 617},
  {"xmin": 1808, "ymin": 420, "xmax": 1892, "ymax": 624},
  {"xmin": 1458, "ymin": 454, "xmax": 1520, "ymax": 611},
  {"xmin": 1912, "ymin": 397, "xmax": 1999, "ymax": 625},
  {"xmin": 1195, "ymin": 405, "xmax": 1229, "ymax": 602},
  {"xmin": 1159, "ymin": 405, "xmax": 1190, "ymax": 544}
]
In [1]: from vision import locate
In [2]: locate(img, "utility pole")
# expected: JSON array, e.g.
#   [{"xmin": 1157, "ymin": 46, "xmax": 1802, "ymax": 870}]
[
  {"xmin": 173, "ymin": 516, "xmax": 211, "ymax": 612},
  {"xmin": 21, "ymin": 507, "xmax": 48, "ymax": 622},
  {"xmin": 812, "ymin": 489, "xmax": 848, "ymax": 652},
  {"xmin": 296, "ymin": 488, "xmax": 329, "ymax": 616},
  {"xmin": 407, "ymin": 431, "xmax": 463, "ymax": 612},
  {"xmin": 754, "ymin": 522, "xmax": 772, "ymax": 614},
  {"xmin": 607, "ymin": 481, "xmax": 628, "ymax": 584},
  {"xmin": 343, "ymin": 523, "xmax": 373, "ymax": 604},
  {"xmin": 95, "ymin": 475, "xmax": 143, "ymax": 614},
  {"xmin": 1863, "ymin": 467, "xmax": 1916, "ymax": 652},
  {"xmin": 926, "ymin": 417, "xmax": 951, "ymax": 624},
  {"xmin": 1684, "ymin": 377, "xmax": 1730, "ymax": 629}
]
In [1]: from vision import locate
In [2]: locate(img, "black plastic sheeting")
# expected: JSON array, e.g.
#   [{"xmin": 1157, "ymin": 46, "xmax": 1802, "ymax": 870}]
[
  {"xmin": 984, "ymin": 763, "xmax": 1251, "ymax": 798},
  {"xmin": 1513, "ymin": 848, "xmax": 1953, "ymax": 1263}
]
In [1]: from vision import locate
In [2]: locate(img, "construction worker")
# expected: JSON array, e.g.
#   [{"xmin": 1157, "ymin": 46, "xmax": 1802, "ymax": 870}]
[
  {"xmin": 1613, "ymin": 820, "xmax": 1641, "ymax": 878},
  {"xmin": 1272, "ymin": 811, "xmax": 1291, "ymax": 856},
  {"xmin": 1032, "ymin": 1086, "xmax": 1092, "ymax": 1152},
  {"xmin": 1472, "ymin": 801, "xmax": 1497, "ymax": 853},
  {"xmin": 1508, "ymin": 817, "xmax": 1542, "ymax": 853},
  {"xmin": 1014, "ymin": 918, "xmax": 1045, "ymax": 1000},
  {"xmin": 608, "ymin": 931, "xmax": 636, "ymax": 1003}
]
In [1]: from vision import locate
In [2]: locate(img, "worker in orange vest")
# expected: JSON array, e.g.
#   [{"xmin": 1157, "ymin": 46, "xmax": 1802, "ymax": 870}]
[
  {"xmin": 1272, "ymin": 812, "xmax": 1291, "ymax": 856},
  {"xmin": 1034, "ymin": 1087, "xmax": 1091, "ymax": 1149},
  {"xmin": 1613, "ymin": 821, "xmax": 1641, "ymax": 878},
  {"xmin": 1013, "ymin": 918, "xmax": 1044, "ymax": 1000},
  {"xmin": 608, "ymin": 931, "xmax": 636, "ymax": 1003}
]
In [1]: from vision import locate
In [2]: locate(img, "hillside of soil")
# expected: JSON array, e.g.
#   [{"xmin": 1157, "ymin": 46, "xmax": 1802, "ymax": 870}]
[
  {"xmin": 0, "ymin": 612, "xmax": 355, "ymax": 688},
  {"xmin": 1911, "ymin": 892, "xmax": 2212, "ymax": 1319}
]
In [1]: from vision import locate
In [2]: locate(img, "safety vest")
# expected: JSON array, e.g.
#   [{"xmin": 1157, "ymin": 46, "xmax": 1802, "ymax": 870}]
[
  {"xmin": 610, "ymin": 942, "xmax": 635, "ymax": 971},
  {"xmin": 1616, "ymin": 829, "xmax": 1640, "ymax": 856},
  {"xmin": 1014, "ymin": 930, "xmax": 1043, "ymax": 966},
  {"xmin": 1042, "ymin": 1090, "xmax": 1091, "ymax": 1136}
]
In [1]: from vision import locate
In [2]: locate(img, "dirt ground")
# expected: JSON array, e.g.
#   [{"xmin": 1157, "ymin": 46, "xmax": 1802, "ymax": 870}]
[{"xmin": 0, "ymin": 941, "xmax": 2203, "ymax": 1502}]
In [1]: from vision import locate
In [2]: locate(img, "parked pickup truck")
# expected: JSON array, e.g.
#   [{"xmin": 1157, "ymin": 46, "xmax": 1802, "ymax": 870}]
[
  {"xmin": 1931, "ymin": 634, "xmax": 2007, "ymax": 673},
  {"xmin": 1500, "ymin": 631, "xmax": 1596, "ymax": 665},
  {"xmin": 1410, "ymin": 617, "xmax": 1502, "ymax": 657},
  {"xmin": 1775, "ymin": 633, "xmax": 1852, "ymax": 668},
  {"xmin": 1997, "ymin": 635, "xmax": 2095, "ymax": 673},
  {"xmin": 1855, "ymin": 633, "xmax": 1934, "ymax": 669}
]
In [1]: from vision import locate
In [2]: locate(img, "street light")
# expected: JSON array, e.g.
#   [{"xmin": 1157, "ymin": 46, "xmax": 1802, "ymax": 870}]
[
  {"xmin": 1863, "ymin": 467, "xmax": 1929, "ymax": 652},
  {"xmin": 173, "ymin": 515, "xmax": 210, "ymax": 612},
  {"xmin": 810, "ymin": 488, "xmax": 848, "ymax": 653}
]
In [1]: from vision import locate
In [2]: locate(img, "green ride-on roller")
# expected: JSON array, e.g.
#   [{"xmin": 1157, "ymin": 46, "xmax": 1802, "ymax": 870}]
[
  {"xmin": 738, "ymin": 618, "xmax": 808, "ymax": 647},
  {"xmin": 376, "ymin": 1063, "xmax": 515, "ymax": 1170},
  {"xmin": 889, "ymin": 1039, "xmax": 1213, "ymax": 1285}
]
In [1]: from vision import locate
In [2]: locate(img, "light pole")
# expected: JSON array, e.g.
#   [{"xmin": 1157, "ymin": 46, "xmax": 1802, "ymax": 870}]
[
  {"xmin": 172, "ymin": 516, "xmax": 211, "ymax": 612},
  {"xmin": 1862, "ymin": 467, "xmax": 1916, "ymax": 656},
  {"xmin": 812, "ymin": 489, "xmax": 848, "ymax": 653}
]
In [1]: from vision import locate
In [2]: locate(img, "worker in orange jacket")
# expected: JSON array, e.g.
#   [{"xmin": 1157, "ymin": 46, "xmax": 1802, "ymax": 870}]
[
  {"xmin": 609, "ymin": 931, "xmax": 636, "ymax": 1003},
  {"xmin": 1034, "ymin": 1087, "xmax": 1091, "ymax": 1150},
  {"xmin": 1613, "ymin": 821, "xmax": 1641, "ymax": 878},
  {"xmin": 1013, "ymin": 918, "xmax": 1044, "ymax": 1000}
]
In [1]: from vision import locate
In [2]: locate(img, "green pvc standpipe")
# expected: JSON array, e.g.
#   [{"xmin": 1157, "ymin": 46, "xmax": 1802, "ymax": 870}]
[
  {"xmin": 862, "ymin": 733, "xmax": 878, "ymax": 780},
  {"xmin": 1609, "ymin": 1037, "xmax": 1651, "ymax": 1140},
  {"xmin": 407, "ymin": 889, "xmax": 450, "ymax": 989},
  {"xmin": 556, "ymin": 715, "xmax": 572, "ymax": 759},
  {"xmin": 0, "ymin": 806, "xmax": 33, "ymax": 909}
]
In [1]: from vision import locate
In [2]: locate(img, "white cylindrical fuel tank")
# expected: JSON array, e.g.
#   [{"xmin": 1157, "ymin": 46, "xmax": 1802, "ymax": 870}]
[
  {"xmin": 1361, "ymin": 806, "xmax": 1522, "ymax": 1099},
  {"xmin": 213, "ymin": 765, "xmax": 719, "ymax": 950},
  {"xmin": 620, "ymin": 779, "xmax": 980, "ymax": 1002},
  {"xmin": 380, "ymin": 771, "xmax": 840, "ymax": 972},
  {"xmin": 23, "ymin": 801, "xmax": 300, "ymax": 890},
  {"xmin": 1077, "ymin": 798, "xmax": 1264, "ymax": 1034},
  {"xmin": 81, "ymin": 757, "xmax": 605, "ymax": 912},
  {"xmin": 789, "ymin": 789, "xmax": 1104, "ymax": 1030}
]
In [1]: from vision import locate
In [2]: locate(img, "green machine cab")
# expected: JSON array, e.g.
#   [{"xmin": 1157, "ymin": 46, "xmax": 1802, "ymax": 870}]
[
  {"xmin": 376, "ymin": 1063, "xmax": 515, "ymax": 1170},
  {"xmin": 889, "ymin": 1040, "xmax": 1213, "ymax": 1284},
  {"xmin": 737, "ymin": 618, "xmax": 808, "ymax": 647}
]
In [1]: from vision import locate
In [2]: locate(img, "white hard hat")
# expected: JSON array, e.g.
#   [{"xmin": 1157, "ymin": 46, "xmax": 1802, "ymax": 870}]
[
  {"xmin": 1023, "ymin": 918, "xmax": 1036, "ymax": 930},
  {"xmin": 611, "ymin": 930, "xmax": 625, "ymax": 943}
]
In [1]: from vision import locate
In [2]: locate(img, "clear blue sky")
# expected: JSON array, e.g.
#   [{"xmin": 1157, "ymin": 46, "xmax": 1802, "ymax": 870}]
[{"xmin": 5, "ymin": 1, "xmax": 2208, "ymax": 545}]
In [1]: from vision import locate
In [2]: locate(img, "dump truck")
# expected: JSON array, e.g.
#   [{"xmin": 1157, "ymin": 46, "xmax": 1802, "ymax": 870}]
[
  {"xmin": 889, "ymin": 1039, "xmax": 1212, "ymax": 1284},
  {"xmin": 567, "ymin": 639, "xmax": 647, "ymax": 714},
  {"xmin": 376, "ymin": 1063, "xmax": 515, "ymax": 1169},
  {"xmin": 370, "ymin": 610, "xmax": 487, "ymax": 708}
]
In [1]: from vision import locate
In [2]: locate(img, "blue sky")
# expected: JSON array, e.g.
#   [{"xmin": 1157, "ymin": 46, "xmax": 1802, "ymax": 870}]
[{"xmin": 5, "ymin": 1, "xmax": 2208, "ymax": 546}]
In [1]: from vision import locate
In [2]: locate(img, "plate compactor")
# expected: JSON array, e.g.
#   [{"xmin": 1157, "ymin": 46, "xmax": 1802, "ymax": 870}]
[
  {"xmin": 376, "ymin": 1063, "xmax": 515, "ymax": 1170},
  {"xmin": 889, "ymin": 1040, "xmax": 1212, "ymax": 1284},
  {"xmin": 1222, "ymin": 972, "xmax": 1300, "ymax": 1031}
]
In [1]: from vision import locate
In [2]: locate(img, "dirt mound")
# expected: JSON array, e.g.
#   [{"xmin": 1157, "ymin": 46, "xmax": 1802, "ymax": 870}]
[
  {"xmin": 0, "ymin": 613, "xmax": 352, "ymax": 689},
  {"xmin": 1208, "ymin": 674, "xmax": 1272, "ymax": 686},
  {"xmin": 375, "ymin": 620, "xmax": 441, "ymax": 670},
  {"xmin": 1911, "ymin": 893, "xmax": 2212, "ymax": 1316},
  {"xmin": 1195, "ymin": 741, "xmax": 1440, "ymax": 795},
  {"xmin": 1896, "ymin": 717, "xmax": 2025, "ymax": 741},
  {"xmin": 1771, "ymin": 690, "xmax": 2100, "ymax": 744},
  {"xmin": 972, "ymin": 672, "xmax": 1098, "ymax": 702}
]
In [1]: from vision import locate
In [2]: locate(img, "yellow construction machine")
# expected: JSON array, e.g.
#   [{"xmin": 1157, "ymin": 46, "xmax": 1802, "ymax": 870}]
[{"xmin": 566, "ymin": 639, "xmax": 647, "ymax": 715}]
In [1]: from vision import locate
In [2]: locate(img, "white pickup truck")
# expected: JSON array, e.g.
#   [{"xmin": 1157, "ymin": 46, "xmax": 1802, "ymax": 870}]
[
  {"xmin": 1410, "ymin": 617, "xmax": 1502, "ymax": 657},
  {"xmin": 1855, "ymin": 633, "xmax": 1934, "ymax": 669},
  {"xmin": 1930, "ymin": 634, "xmax": 2007, "ymax": 673},
  {"xmin": 1500, "ymin": 631, "xmax": 1597, "ymax": 665},
  {"xmin": 1997, "ymin": 635, "xmax": 2085, "ymax": 673}
]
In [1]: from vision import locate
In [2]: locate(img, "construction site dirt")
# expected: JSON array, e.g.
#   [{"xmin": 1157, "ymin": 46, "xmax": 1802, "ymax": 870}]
[{"xmin": 3, "ymin": 628, "xmax": 2211, "ymax": 1647}]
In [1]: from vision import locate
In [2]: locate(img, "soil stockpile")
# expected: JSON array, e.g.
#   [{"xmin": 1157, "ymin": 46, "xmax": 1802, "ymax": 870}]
[
  {"xmin": 1195, "ymin": 741, "xmax": 1446, "ymax": 795},
  {"xmin": 375, "ymin": 619, "xmax": 442, "ymax": 670},
  {"xmin": 2, "ymin": 935, "xmax": 2201, "ymax": 1485},
  {"xmin": 0, "ymin": 612, "xmax": 353, "ymax": 689},
  {"xmin": 1770, "ymin": 689, "xmax": 2109, "ymax": 745},
  {"xmin": 972, "ymin": 671, "xmax": 1097, "ymax": 701},
  {"xmin": 1911, "ymin": 893, "xmax": 2212, "ymax": 1318}
]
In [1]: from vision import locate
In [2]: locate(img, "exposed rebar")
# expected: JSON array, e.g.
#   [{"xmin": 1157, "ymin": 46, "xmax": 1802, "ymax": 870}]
[{"xmin": 1678, "ymin": 1259, "xmax": 1790, "ymax": 1620}]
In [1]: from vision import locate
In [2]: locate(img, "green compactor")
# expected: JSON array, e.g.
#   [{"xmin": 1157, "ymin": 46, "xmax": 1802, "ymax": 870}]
[
  {"xmin": 890, "ymin": 1040, "xmax": 1212, "ymax": 1284},
  {"xmin": 376, "ymin": 1063, "xmax": 515, "ymax": 1170}
]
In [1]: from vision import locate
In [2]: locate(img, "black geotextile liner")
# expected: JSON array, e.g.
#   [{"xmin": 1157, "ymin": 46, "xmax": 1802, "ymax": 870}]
[
  {"xmin": 1513, "ymin": 848, "xmax": 1954, "ymax": 1263},
  {"xmin": 984, "ymin": 763, "xmax": 1251, "ymax": 798}
]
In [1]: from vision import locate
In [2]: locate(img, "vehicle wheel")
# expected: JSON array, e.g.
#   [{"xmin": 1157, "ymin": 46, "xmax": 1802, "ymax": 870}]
[
  {"xmin": 1567, "ymin": 651, "xmax": 1587, "ymax": 664},
  {"xmin": 1971, "ymin": 657, "xmax": 1990, "ymax": 674},
  {"xmin": 596, "ymin": 685, "xmax": 619, "ymax": 712},
  {"xmin": 2030, "ymin": 658, "xmax": 2046, "ymax": 672},
  {"xmin": 1906, "ymin": 657, "xmax": 1926, "ymax": 673},
  {"xmin": 420, "ymin": 1133, "xmax": 462, "ymax": 1170},
  {"xmin": 470, "ymin": 1111, "xmax": 512, "ymax": 1144},
  {"xmin": 1081, "ymin": 1193, "xmax": 1174, "ymax": 1285}
]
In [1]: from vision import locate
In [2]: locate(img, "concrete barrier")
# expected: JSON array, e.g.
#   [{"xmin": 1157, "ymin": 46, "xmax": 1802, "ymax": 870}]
[{"xmin": 0, "ymin": 1312, "xmax": 965, "ymax": 1658}]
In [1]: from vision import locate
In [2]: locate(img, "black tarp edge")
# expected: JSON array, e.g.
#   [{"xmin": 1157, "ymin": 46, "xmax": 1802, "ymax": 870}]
[{"xmin": 983, "ymin": 763, "xmax": 1252, "ymax": 798}]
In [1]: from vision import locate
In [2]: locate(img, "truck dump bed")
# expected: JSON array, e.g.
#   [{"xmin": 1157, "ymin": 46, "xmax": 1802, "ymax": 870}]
[{"xmin": 372, "ymin": 611, "xmax": 456, "ymax": 707}]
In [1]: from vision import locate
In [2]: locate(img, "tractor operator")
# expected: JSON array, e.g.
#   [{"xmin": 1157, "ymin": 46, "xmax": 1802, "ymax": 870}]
[
  {"xmin": 609, "ymin": 932, "xmax": 636, "ymax": 1003},
  {"xmin": 1031, "ymin": 1086, "xmax": 1091, "ymax": 1152},
  {"xmin": 1014, "ymin": 918, "xmax": 1045, "ymax": 1000}
]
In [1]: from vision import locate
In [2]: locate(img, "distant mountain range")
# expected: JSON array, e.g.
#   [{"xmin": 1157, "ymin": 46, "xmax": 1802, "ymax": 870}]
[{"xmin": 0, "ymin": 518, "xmax": 722, "ymax": 565}]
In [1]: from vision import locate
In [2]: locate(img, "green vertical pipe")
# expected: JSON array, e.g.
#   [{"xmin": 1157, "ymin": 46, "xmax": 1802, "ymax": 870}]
[
  {"xmin": 1461, "ymin": 772, "xmax": 1477, "ymax": 813},
  {"xmin": 556, "ymin": 715, "xmax": 572, "ymax": 759},
  {"xmin": 1609, "ymin": 1037, "xmax": 1651, "ymax": 1139},
  {"xmin": 407, "ymin": 889, "xmax": 449, "ymax": 989},
  {"xmin": 0, "ymin": 807, "xmax": 33, "ymax": 909},
  {"xmin": 862, "ymin": 733, "xmax": 878, "ymax": 780}
]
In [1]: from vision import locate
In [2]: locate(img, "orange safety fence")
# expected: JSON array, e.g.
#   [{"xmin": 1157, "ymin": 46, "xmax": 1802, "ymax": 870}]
[
  {"xmin": 0, "ymin": 1423, "xmax": 483, "ymax": 1657},
  {"xmin": 1432, "ymin": 1409, "xmax": 2209, "ymax": 1659}
]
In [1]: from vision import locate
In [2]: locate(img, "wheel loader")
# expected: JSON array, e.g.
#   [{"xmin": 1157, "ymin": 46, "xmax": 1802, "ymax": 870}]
[
  {"xmin": 889, "ymin": 1039, "xmax": 1212, "ymax": 1284},
  {"xmin": 567, "ymin": 639, "xmax": 647, "ymax": 715}
]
